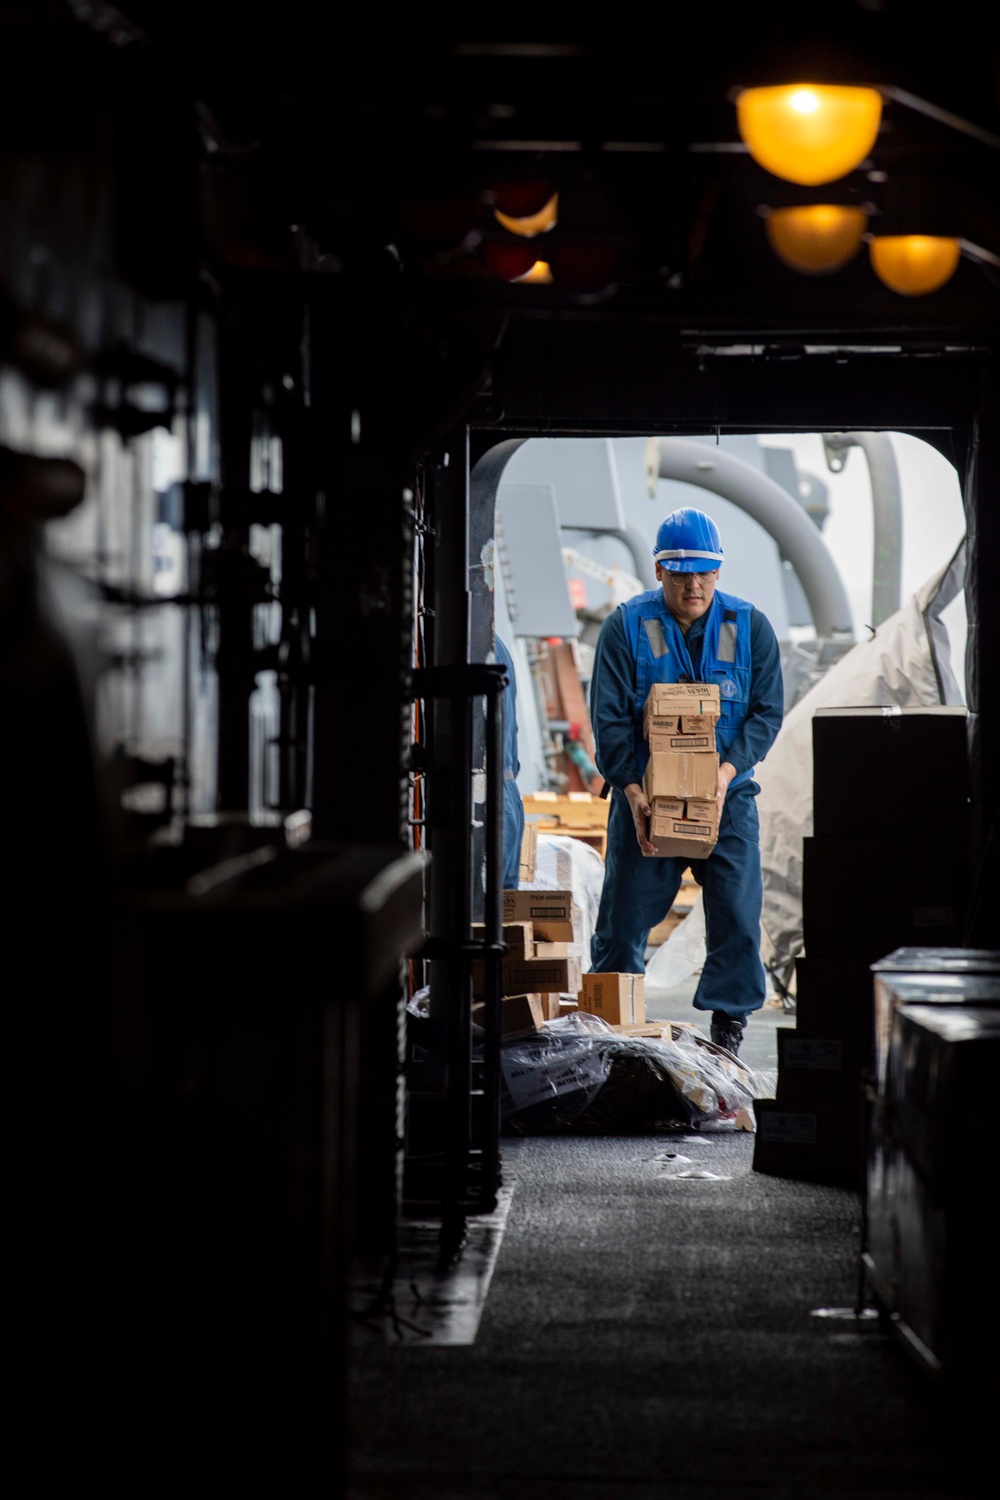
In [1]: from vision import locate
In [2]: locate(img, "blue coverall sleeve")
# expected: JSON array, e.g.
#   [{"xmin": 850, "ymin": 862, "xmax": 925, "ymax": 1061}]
[
  {"xmin": 495, "ymin": 635, "xmax": 524, "ymax": 888},
  {"xmin": 721, "ymin": 607, "xmax": 784, "ymax": 776},
  {"xmin": 495, "ymin": 635, "xmax": 520, "ymax": 776},
  {"xmin": 589, "ymin": 609, "xmax": 643, "ymax": 792}
]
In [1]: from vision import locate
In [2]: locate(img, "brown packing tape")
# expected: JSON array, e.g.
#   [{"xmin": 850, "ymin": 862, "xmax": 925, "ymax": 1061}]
[{"xmin": 644, "ymin": 749, "xmax": 719, "ymax": 803}]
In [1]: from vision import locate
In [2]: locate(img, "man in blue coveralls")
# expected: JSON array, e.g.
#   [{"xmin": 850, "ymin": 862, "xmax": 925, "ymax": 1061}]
[
  {"xmin": 589, "ymin": 508, "xmax": 783, "ymax": 1055},
  {"xmin": 496, "ymin": 634, "xmax": 525, "ymax": 889}
]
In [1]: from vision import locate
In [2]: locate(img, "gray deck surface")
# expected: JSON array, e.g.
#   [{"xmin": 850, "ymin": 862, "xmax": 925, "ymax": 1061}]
[{"xmin": 349, "ymin": 989, "xmax": 981, "ymax": 1499}]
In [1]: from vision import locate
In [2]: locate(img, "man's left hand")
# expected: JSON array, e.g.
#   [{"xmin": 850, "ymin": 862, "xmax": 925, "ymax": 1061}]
[{"xmin": 716, "ymin": 761, "xmax": 737, "ymax": 813}]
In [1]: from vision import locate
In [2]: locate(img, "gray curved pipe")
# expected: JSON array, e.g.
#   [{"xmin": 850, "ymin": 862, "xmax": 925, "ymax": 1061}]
[
  {"xmin": 655, "ymin": 439, "xmax": 855, "ymax": 639},
  {"xmin": 822, "ymin": 433, "xmax": 902, "ymax": 627},
  {"xmin": 621, "ymin": 521, "xmax": 658, "ymax": 590}
]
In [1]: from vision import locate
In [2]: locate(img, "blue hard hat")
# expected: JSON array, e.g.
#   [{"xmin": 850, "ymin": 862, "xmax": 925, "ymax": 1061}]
[{"xmin": 653, "ymin": 508, "xmax": 723, "ymax": 572}]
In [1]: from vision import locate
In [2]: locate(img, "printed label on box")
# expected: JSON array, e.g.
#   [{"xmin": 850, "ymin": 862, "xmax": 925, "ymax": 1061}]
[
  {"xmin": 501, "ymin": 1043, "xmax": 608, "ymax": 1112},
  {"xmin": 760, "ymin": 1111, "xmax": 818, "ymax": 1145},
  {"xmin": 912, "ymin": 906, "xmax": 953, "ymax": 928},
  {"xmin": 785, "ymin": 1039, "xmax": 843, "ymax": 1071}
]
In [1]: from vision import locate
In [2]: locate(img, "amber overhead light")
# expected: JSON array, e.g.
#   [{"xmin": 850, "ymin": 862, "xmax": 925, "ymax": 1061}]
[
  {"xmin": 513, "ymin": 260, "xmax": 553, "ymax": 284},
  {"xmin": 766, "ymin": 204, "xmax": 867, "ymax": 274},
  {"xmin": 484, "ymin": 241, "xmax": 538, "ymax": 280},
  {"xmin": 869, "ymin": 235, "xmax": 961, "ymax": 295},
  {"xmin": 737, "ymin": 84, "xmax": 883, "ymax": 185},
  {"xmin": 494, "ymin": 191, "xmax": 559, "ymax": 238}
]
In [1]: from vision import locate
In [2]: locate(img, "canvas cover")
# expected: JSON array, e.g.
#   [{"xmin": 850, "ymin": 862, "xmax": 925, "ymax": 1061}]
[{"xmin": 756, "ymin": 543, "xmax": 966, "ymax": 979}]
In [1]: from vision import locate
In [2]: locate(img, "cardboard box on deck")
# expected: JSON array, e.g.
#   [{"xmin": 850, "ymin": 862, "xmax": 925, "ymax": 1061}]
[
  {"xmin": 794, "ymin": 955, "xmax": 879, "ymax": 1032},
  {"xmin": 471, "ymin": 920, "xmax": 533, "ymax": 959},
  {"xmin": 503, "ymin": 889, "xmax": 583, "ymax": 943},
  {"xmin": 644, "ymin": 748, "xmax": 718, "ymax": 803},
  {"xmin": 775, "ymin": 1026, "xmax": 872, "ymax": 1102},
  {"xmin": 472, "ymin": 993, "xmax": 545, "ymax": 1040},
  {"xmin": 502, "ymin": 954, "xmax": 583, "ymax": 996},
  {"xmin": 752, "ymin": 1097, "xmax": 862, "ymax": 1188},
  {"xmin": 578, "ymin": 971, "xmax": 645, "ymax": 1026},
  {"xmin": 644, "ymin": 682, "xmax": 721, "ymax": 737},
  {"xmin": 872, "ymin": 968, "xmax": 1000, "ymax": 1097},
  {"xmin": 812, "ymin": 707, "xmax": 970, "ymax": 839},
  {"xmin": 794, "ymin": 948, "xmax": 1000, "ymax": 1038},
  {"xmin": 471, "ymin": 950, "xmax": 582, "ymax": 998},
  {"xmin": 801, "ymin": 835, "xmax": 965, "ymax": 961}
]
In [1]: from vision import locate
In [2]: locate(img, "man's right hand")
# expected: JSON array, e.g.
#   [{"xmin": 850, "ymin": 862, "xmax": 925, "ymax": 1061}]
[{"xmin": 624, "ymin": 783, "xmax": 657, "ymax": 856}]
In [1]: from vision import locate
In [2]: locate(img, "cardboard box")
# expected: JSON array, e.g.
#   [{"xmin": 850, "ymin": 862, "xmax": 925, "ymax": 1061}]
[
  {"xmin": 473, "ymin": 993, "xmax": 546, "ymax": 1039},
  {"xmin": 644, "ymin": 748, "xmax": 718, "ymax": 802},
  {"xmin": 578, "ymin": 971, "xmax": 645, "ymax": 1026},
  {"xmin": 886, "ymin": 1003, "xmax": 1000, "ymax": 1184},
  {"xmin": 801, "ymin": 836, "xmax": 965, "ymax": 961},
  {"xmin": 866, "ymin": 1127, "xmax": 993, "ymax": 1378},
  {"xmin": 502, "ymin": 954, "xmax": 583, "ymax": 995},
  {"xmin": 872, "ymin": 969, "xmax": 1000, "ymax": 1096},
  {"xmin": 533, "ymin": 940, "xmax": 573, "ymax": 958},
  {"xmin": 471, "ymin": 920, "xmax": 533, "ymax": 959},
  {"xmin": 643, "ymin": 682, "xmax": 721, "ymax": 737},
  {"xmin": 647, "ymin": 797, "xmax": 719, "ymax": 860},
  {"xmin": 794, "ymin": 955, "xmax": 877, "ymax": 1032},
  {"xmin": 686, "ymin": 797, "xmax": 717, "ymax": 822},
  {"xmin": 752, "ymin": 1097, "xmax": 862, "ymax": 1187},
  {"xmin": 502, "ymin": 890, "xmax": 583, "ymax": 943},
  {"xmin": 775, "ymin": 1026, "xmax": 872, "ymax": 1101},
  {"xmin": 812, "ymin": 707, "xmax": 969, "ymax": 839},
  {"xmin": 649, "ymin": 728, "xmax": 716, "ymax": 755},
  {"xmin": 518, "ymin": 822, "xmax": 537, "ymax": 884}
]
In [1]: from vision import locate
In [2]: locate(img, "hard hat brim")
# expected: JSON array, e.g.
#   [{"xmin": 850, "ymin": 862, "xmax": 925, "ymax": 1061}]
[
  {"xmin": 658, "ymin": 558, "xmax": 721, "ymax": 573},
  {"xmin": 654, "ymin": 547, "xmax": 723, "ymax": 573}
]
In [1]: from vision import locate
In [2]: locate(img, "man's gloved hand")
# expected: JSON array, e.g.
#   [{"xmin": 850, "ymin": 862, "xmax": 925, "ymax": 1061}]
[
  {"xmin": 717, "ymin": 761, "xmax": 737, "ymax": 814},
  {"xmin": 624, "ymin": 783, "xmax": 657, "ymax": 855}
]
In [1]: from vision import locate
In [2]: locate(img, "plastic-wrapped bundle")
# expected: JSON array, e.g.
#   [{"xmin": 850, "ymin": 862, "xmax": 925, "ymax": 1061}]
[{"xmin": 499, "ymin": 1012, "xmax": 769, "ymax": 1135}]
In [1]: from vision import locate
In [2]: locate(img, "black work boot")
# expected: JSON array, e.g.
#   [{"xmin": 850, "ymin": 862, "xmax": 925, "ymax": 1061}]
[{"xmin": 710, "ymin": 1014, "xmax": 746, "ymax": 1056}]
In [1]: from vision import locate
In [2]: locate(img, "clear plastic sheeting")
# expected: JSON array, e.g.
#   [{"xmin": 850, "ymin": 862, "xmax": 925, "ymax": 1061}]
[
  {"xmin": 645, "ymin": 888, "xmax": 706, "ymax": 990},
  {"xmin": 521, "ymin": 833, "xmax": 605, "ymax": 957},
  {"xmin": 756, "ymin": 548, "xmax": 966, "ymax": 978},
  {"xmin": 499, "ymin": 1011, "xmax": 770, "ymax": 1135}
]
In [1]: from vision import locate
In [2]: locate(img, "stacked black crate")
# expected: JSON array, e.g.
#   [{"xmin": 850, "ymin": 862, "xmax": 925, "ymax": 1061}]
[
  {"xmin": 754, "ymin": 706, "xmax": 969, "ymax": 1188},
  {"xmin": 864, "ymin": 954, "xmax": 1000, "ymax": 1377}
]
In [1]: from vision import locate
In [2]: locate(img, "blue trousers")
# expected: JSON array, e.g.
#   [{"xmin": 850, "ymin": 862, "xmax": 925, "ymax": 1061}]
[
  {"xmin": 590, "ymin": 783, "xmax": 765, "ymax": 1021},
  {"xmin": 502, "ymin": 778, "xmax": 525, "ymax": 889}
]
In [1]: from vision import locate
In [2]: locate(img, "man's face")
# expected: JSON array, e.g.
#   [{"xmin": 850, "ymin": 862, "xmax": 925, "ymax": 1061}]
[{"xmin": 656, "ymin": 564, "xmax": 719, "ymax": 626}]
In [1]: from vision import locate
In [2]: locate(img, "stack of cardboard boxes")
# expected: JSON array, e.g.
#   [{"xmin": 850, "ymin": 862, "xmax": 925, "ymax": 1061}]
[
  {"xmin": 575, "ymin": 683, "xmax": 721, "ymax": 1030},
  {"xmin": 642, "ymin": 682, "xmax": 721, "ymax": 858},
  {"xmin": 864, "ymin": 951, "xmax": 1000, "ymax": 1375},
  {"xmin": 472, "ymin": 889, "xmax": 584, "ymax": 1039},
  {"xmin": 754, "ymin": 706, "xmax": 970, "ymax": 1187}
]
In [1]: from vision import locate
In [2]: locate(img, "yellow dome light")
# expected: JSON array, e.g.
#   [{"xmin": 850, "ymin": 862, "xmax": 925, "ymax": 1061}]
[
  {"xmin": 766, "ymin": 204, "xmax": 867, "ymax": 274},
  {"xmin": 513, "ymin": 260, "xmax": 553, "ymax": 284},
  {"xmin": 494, "ymin": 192, "xmax": 559, "ymax": 238},
  {"xmin": 737, "ymin": 84, "xmax": 883, "ymax": 185},
  {"xmin": 869, "ymin": 235, "xmax": 961, "ymax": 295}
]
